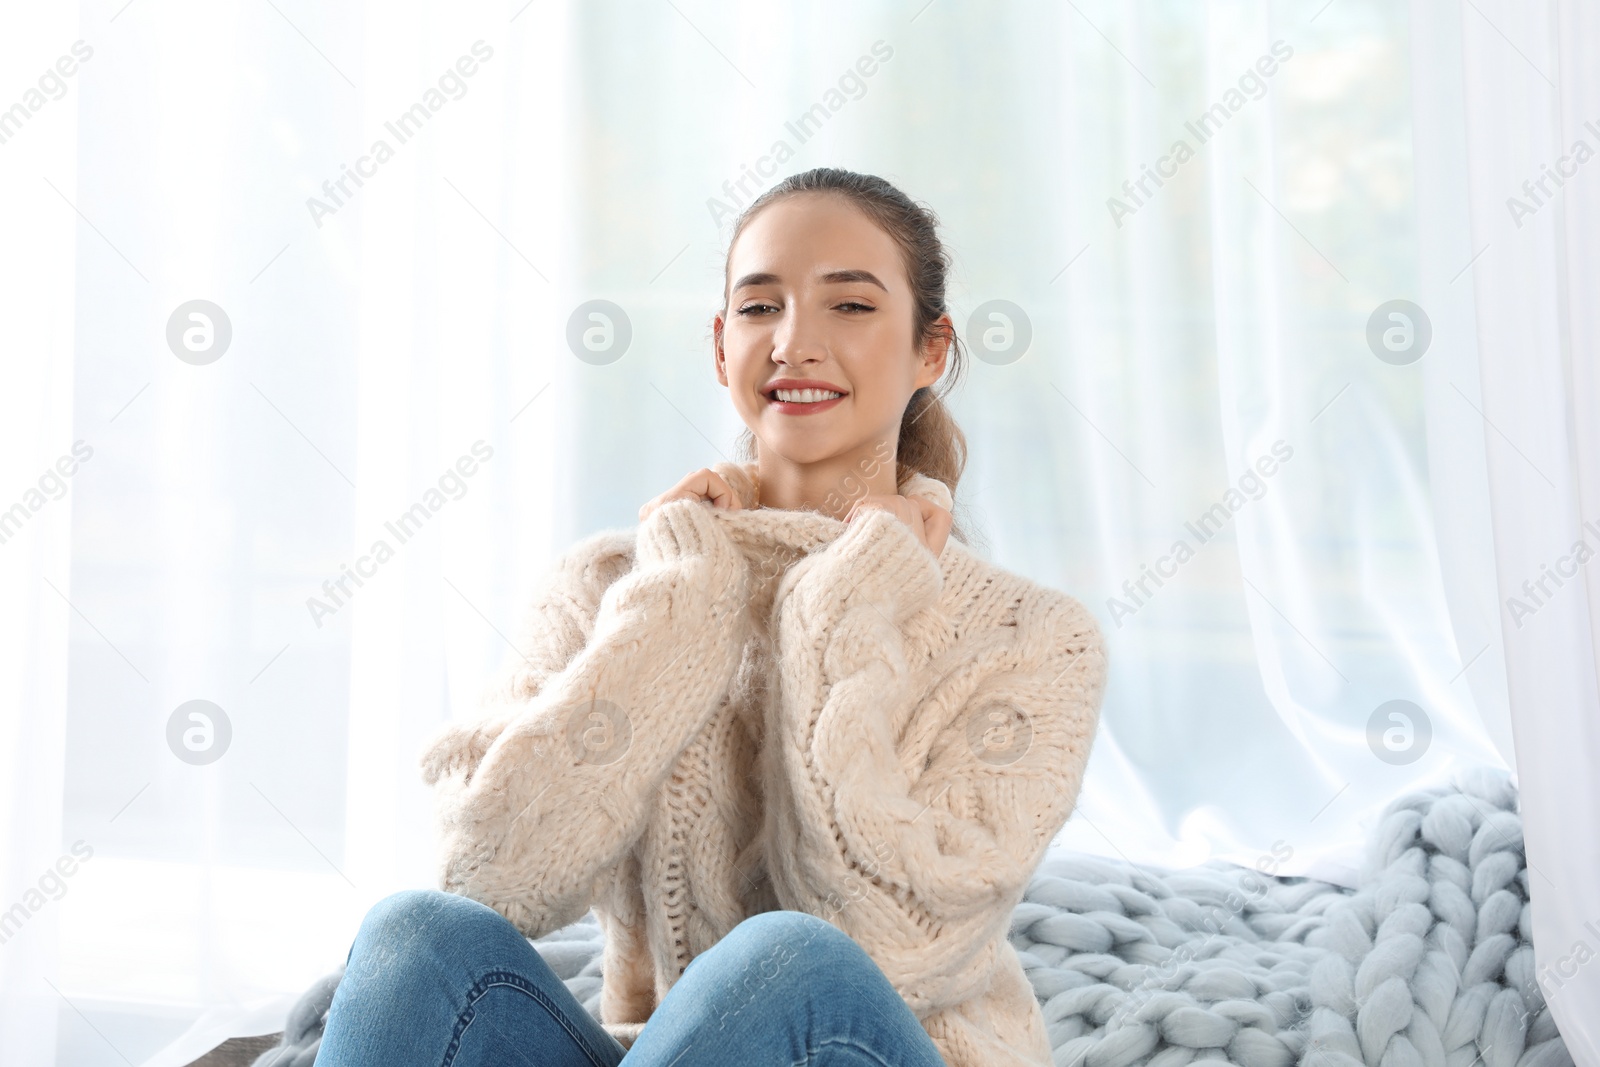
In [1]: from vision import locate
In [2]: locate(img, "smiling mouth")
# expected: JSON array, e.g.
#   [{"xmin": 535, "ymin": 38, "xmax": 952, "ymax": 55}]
[{"xmin": 765, "ymin": 387, "xmax": 847, "ymax": 404}]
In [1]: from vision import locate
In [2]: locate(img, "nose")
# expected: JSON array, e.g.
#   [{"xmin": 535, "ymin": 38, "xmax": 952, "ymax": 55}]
[{"xmin": 770, "ymin": 303, "xmax": 827, "ymax": 367}]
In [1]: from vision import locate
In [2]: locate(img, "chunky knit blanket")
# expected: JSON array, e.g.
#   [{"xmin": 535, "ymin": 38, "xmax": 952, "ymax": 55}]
[{"xmin": 250, "ymin": 768, "xmax": 1571, "ymax": 1067}]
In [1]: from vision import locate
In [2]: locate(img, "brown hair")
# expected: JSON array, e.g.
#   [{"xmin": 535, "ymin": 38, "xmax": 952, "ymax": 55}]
[{"xmin": 720, "ymin": 167, "xmax": 973, "ymax": 545}]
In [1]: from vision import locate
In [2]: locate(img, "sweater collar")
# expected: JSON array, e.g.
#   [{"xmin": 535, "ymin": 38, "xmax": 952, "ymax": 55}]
[{"xmin": 705, "ymin": 459, "xmax": 955, "ymax": 557}]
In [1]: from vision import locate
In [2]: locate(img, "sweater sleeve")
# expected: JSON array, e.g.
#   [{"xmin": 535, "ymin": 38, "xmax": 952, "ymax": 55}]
[
  {"xmin": 770, "ymin": 507, "xmax": 1107, "ymax": 1019},
  {"xmin": 420, "ymin": 498, "xmax": 749, "ymax": 940}
]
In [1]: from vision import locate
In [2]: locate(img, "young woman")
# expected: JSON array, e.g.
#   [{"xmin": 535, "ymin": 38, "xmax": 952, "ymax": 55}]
[{"xmin": 316, "ymin": 168, "xmax": 1107, "ymax": 1067}]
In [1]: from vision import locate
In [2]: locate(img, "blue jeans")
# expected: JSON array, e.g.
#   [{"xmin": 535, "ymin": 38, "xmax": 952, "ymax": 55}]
[{"xmin": 316, "ymin": 889, "xmax": 949, "ymax": 1066}]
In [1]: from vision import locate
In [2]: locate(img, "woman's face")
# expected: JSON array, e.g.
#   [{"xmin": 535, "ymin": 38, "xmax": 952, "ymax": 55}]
[{"xmin": 715, "ymin": 193, "xmax": 947, "ymax": 469}]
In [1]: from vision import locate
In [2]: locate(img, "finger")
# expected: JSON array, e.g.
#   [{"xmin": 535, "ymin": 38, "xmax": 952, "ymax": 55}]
[
  {"xmin": 640, "ymin": 469, "xmax": 742, "ymax": 519},
  {"xmin": 844, "ymin": 495, "xmax": 886, "ymax": 523},
  {"xmin": 669, "ymin": 470, "xmax": 740, "ymax": 511},
  {"xmin": 697, "ymin": 470, "xmax": 743, "ymax": 511},
  {"xmin": 658, "ymin": 489, "xmax": 703, "ymax": 509},
  {"xmin": 903, "ymin": 497, "xmax": 926, "ymax": 536},
  {"xmin": 913, "ymin": 498, "xmax": 953, "ymax": 556},
  {"xmin": 915, "ymin": 496, "xmax": 952, "ymax": 532}
]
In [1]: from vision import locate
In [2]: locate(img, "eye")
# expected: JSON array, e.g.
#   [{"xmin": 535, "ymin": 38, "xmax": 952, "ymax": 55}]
[
  {"xmin": 736, "ymin": 303, "xmax": 776, "ymax": 316},
  {"xmin": 838, "ymin": 302, "xmax": 875, "ymax": 312}
]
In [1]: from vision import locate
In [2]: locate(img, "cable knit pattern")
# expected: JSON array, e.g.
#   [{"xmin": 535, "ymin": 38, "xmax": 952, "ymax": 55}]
[
  {"xmin": 421, "ymin": 496, "xmax": 751, "ymax": 940},
  {"xmin": 414, "ymin": 459, "xmax": 1109, "ymax": 1067}
]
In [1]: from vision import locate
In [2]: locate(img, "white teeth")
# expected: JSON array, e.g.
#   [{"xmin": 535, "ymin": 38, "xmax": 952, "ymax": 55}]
[{"xmin": 772, "ymin": 388, "xmax": 843, "ymax": 403}]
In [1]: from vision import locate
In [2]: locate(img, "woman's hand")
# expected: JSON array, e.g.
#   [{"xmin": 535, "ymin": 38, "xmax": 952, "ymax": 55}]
[
  {"xmin": 638, "ymin": 467, "xmax": 745, "ymax": 521},
  {"xmin": 845, "ymin": 493, "xmax": 952, "ymax": 560}
]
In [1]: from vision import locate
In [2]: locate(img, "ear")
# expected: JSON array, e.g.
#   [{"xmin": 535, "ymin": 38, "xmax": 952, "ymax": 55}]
[
  {"xmin": 916, "ymin": 315, "xmax": 953, "ymax": 389},
  {"xmin": 713, "ymin": 314, "xmax": 728, "ymax": 386}
]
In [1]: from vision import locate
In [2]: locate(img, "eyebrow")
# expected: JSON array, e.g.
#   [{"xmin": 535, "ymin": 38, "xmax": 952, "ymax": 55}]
[{"xmin": 731, "ymin": 269, "xmax": 889, "ymax": 293}]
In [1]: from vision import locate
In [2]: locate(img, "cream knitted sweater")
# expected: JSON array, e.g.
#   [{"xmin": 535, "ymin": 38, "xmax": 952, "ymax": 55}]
[{"xmin": 418, "ymin": 460, "xmax": 1107, "ymax": 1067}]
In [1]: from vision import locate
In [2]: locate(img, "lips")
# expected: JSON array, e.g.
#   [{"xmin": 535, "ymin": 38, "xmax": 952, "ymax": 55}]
[
  {"xmin": 765, "ymin": 390, "xmax": 846, "ymax": 415},
  {"xmin": 762, "ymin": 379, "xmax": 849, "ymax": 399}
]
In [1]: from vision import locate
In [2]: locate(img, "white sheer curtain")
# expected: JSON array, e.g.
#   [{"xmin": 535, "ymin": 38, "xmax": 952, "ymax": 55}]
[
  {"xmin": 1441, "ymin": 0, "xmax": 1600, "ymax": 1059},
  {"xmin": 2, "ymin": 1, "xmax": 1592, "ymax": 1064},
  {"xmin": 1040, "ymin": 0, "xmax": 1510, "ymax": 884},
  {"xmin": 1, "ymin": 6, "xmax": 81, "ymax": 1065}
]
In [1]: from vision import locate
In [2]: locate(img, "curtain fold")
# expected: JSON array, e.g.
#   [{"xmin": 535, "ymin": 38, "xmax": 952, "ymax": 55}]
[
  {"xmin": 1052, "ymin": 0, "xmax": 1509, "ymax": 887},
  {"xmin": 1450, "ymin": 0, "xmax": 1600, "ymax": 1059},
  {"xmin": 0, "ymin": 7, "xmax": 81, "ymax": 1065}
]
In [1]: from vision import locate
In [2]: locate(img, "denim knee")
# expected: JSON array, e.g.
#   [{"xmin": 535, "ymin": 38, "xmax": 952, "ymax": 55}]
[
  {"xmin": 733, "ymin": 908, "xmax": 850, "ymax": 942},
  {"xmin": 349, "ymin": 889, "xmax": 512, "ymax": 966},
  {"xmin": 715, "ymin": 909, "xmax": 868, "ymax": 975}
]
